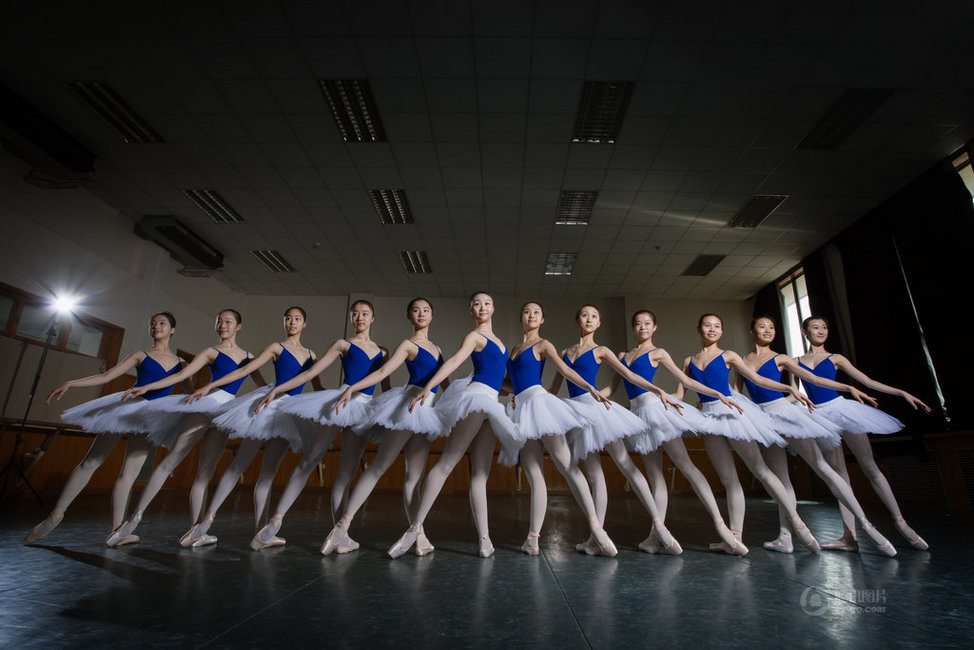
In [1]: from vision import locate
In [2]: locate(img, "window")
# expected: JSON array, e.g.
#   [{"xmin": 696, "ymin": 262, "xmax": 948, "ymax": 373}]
[
  {"xmin": 0, "ymin": 282, "xmax": 124, "ymax": 366},
  {"xmin": 777, "ymin": 268, "xmax": 811, "ymax": 356},
  {"xmin": 951, "ymin": 145, "xmax": 974, "ymax": 204}
]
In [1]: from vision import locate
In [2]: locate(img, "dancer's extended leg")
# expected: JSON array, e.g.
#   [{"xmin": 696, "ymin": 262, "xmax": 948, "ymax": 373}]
[
  {"xmin": 253, "ymin": 438, "xmax": 290, "ymax": 529},
  {"xmin": 728, "ymin": 439, "xmax": 819, "ymax": 552},
  {"xmin": 191, "ymin": 428, "xmax": 229, "ymax": 523},
  {"xmin": 520, "ymin": 439, "xmax": 547, "ymax": 547},
  {"xmin": 789, "ymin": 438, "xmax": 896, "ymax": 556},
  {"xmin": 661, "ymin": 438, "xmax": 746, "ymax": 555},
  {"xmin": 25, "ymin": 434, "xmax": 122, "ymax": 544},
  {"xmin": 762, "ymin": 444, "xmax": 795, "ymax": 553},
  {"xmin": 468, "ymin": 425, "xmax": 496, "ymax": 557}
]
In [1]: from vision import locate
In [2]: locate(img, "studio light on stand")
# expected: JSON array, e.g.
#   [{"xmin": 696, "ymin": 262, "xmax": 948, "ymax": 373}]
[{"xmin": 0, "ymin": 293, "xmax": 77, "ymax": 500}]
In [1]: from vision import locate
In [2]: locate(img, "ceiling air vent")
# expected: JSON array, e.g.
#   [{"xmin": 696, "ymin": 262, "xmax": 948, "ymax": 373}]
[
  {"xmin": 319, "ymin": 79, "xmax": 387, "ymax": 143},
  {"xmin": 400, "ymin": 250, "xmax": 432, "ymax": 274},
  {"xmin": 796, "ymin": 88, "xmax": 894, "ymax": 150},
  {"xmin": 555, "ymin": 191, "xmax": 597, "ymax": 225},
  {"xmin": 184, "ymin": 189, "xmax": 244, "ymax": 224},
  {"xmin": 251, "ymin": 249, "xmax": 295, "ymax": 273},
  {"xmin": 727, "ymin": 195, "xmax": 788, "ymax": 228},
  {"xmin": 545, "ymin": 253, "xmax": 577, "ymax": 276},
  {"xmin": 682, "ymin": 254, "xmax": 726, "ymax": 277},
  {"xmin": 133, "ymin": 216, "xmax": 223, "ymax": 269},
  {"xmin": 69, "ymin": 81, "xmax": 164, "ymax": 143},
  {"xmin": 572, "ymin": 81, "xmax": 634, "ymax": 144},
  {"xmin": 369, "ymin": 189, "xmax": 413, "ymax": 224}
]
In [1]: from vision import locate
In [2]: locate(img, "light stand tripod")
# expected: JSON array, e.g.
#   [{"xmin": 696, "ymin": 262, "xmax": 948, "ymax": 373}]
[{"xmin": 0, "ymin": 316, "xmax": 60, "ymax": 501}]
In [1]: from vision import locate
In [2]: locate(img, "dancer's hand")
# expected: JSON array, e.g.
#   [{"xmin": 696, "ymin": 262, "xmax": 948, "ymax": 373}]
[
  {"xmin": 46, "ymin": 383, "xmax": 72, "ymax": 404},
  {"xmin": 408, "ymin": 389, "xmax": 431, "ymax": 412},
  {"xmin": 122, "ymin": 386, "xmax": 149, "ymax": 401},
  {"xmin": 719, "ymin": 395, "xmax": 744, "ymax": 414},
  {"xmin": 791, "ymin": 388, "xmax": 815, "ymax": 411},
  {"xmin": 589, "ymin": 388, "xmax": 611, "ymax": 409},
  {"xmin": 254, "ymin": 390, "xmax": 277, "ymax": 413},
  {"xmin": 903, "ymin": 392, "xmax": 931, "ymax": 413},
  {"xmin": 660, "ymin": 393, "xmax": 684, "ymax": 414},
  {"xmin": 334, "ymin": 388, "xmax": 354, "ymax": 414},
  {"xmin": 849, "ymin": 387, "xmax": 877, "ymax": 407},
  {"xmin": 184, "ymin": 385, "xmax": 212, "ymax": 404}
]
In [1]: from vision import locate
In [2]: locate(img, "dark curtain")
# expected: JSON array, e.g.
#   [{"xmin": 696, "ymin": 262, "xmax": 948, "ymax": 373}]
[{"xmin": 774, "ymin": 164, "xmax": 972, "ymax": 433}]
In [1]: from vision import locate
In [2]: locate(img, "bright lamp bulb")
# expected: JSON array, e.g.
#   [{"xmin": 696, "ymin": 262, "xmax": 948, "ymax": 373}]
[{"xmin": 51, "ymin": 294, "xmax": 79, "ymax": 315}]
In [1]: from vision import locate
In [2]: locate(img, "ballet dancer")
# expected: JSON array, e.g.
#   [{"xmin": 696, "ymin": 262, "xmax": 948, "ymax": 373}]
[
  {"xmin": 387, "ymin": 291, "xmax": 522, "ymax": 558},
  {"xmin": 319, "ymin": 297, "xmax": 445, "ymax": 556},
  {"xmin": 247, "ymin": 299, "xmax": 389, "ymax": 550},
  {"xmin": 25, "ymin": 312, "xmax": 185, "ymax": 545},
  {"xmin": 676, "ymin": 313, "xmax": 821, "ymax": 553},
  {"xmin": 600, "ymin": 309, "xmax": 749, "ymax": 555},
  {"xmin": 739, "ymin": 316, "xmax": 897, "ymax": 555},
  {"xmin": 177, "ymin": 306, "xmax": 315, "ymax": 547},
  {"xmin": 105, "ymin": 309, "xmax": 260, "ymax": 547},
  {"xmin": 548, "ymin": 304, "xmax": 693, "ymax": 556},
  {"xmin": 797, "ymin": 315, "xmax": 931, "ymax": 551}
]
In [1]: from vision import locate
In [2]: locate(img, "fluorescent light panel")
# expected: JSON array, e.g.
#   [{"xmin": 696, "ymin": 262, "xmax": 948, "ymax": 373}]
[
  {"xmin": 682, "ymin": 254, "xmax": 726, "ymax": 276},
  {"xmin": 796, "ymin": 88, "xmax": 894, "ymax": 150},
  {"xmin": 399, "ymin": 250, "xmax": 432, "ymax": 274},
  {"xmin": 555, "ymin": 191, "xmax": 597, "ymax": 225},
  {"xmin": 251, "ymin": 249, "xmax": 295, "ymax": 273},
  {"xmin": 545, "ymin": 252, "xmax": 577, "ymax": 275},
  {"xmin": 369, "ymin": 189, "xmax": 414, "ymax": 224},
  {"xmin": 727, "ymin": 195, "xmax": 788, "ymax": 228},
  {"xmin": 572, "ymin": 81, "xmax": 634, "ymax": 144},
  {"xmin": 319, "ymin": 79, "xmax": 387, "ymax": 143},
  {"xmin": 184, "ymin": 189, "xmax": 244, "ymax": 224},
  {"xmin": 69, "ymin": 81, "xmax": 164, "ymax": 143}
]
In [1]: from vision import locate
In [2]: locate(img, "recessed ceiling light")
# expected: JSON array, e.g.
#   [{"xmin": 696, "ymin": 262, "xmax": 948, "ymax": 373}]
[
  {"xmin": 400, "ymin": 250, "xmax": 432, "ymax": 274},
  {"xmin": 545, "ymin": 252, "xmax": 577, "ymax": 275},
  {"xmin": 555, "ymin": 191, "xmax": 597, "ymax": 225},
  {"xmin": 727, "ymin": 195, "xmax": 788, "ymax": 228},
  {"xmin": 682, "ymin": 254, "xmax": 726, "ymax": 276},
  {"xmin": 184, "ymin": 189, "xmax": 244, "ymax": 224},
  {"xmin": 572, "ymin": 81, "xmax": 634, "ymax": 144},
  {"xmin": 251, "ymin": 249, "xmax": 295, "ymax": 273},
  {"xmin": 319, "ymin": 79, "xmax": 387, "ymax": 143},
  {"xmin": 796, "ymin": 88, "xmax": 894, "ymax": 150},
  {"xmin": 369, "ymin": 189, "xmax": 414, "ymax": 224},
  {"xmin": 69, "ymin": 81, "xmax": 164, "ymax": 143}
]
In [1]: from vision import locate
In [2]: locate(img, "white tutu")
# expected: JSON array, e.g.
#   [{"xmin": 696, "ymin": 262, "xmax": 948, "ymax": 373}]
[
  {"xmin": 508, "ymin": 385, "xmax": 579, "ymax": 442},
  {"xmin": 697, "ymin": 390, "xmax": 786, "ymax": 447},
  {"xmin": 432, "ymin": 376, "xmax": 522, "ymax": 467},
  {"xmin": 353, "ymin": 384, "xmax": 445, "ymax": 442},
  {"xmin": 141, "ymin": 391, "xmax": 237, "ymax": 448},
  {"xmin": 562, "ymin": 393, "xmax": 647, "ymax": 460},
  {"xmin": 625, "ymin": 392, "xmax": 709, "ymax": 454},
  {"xmin": 758, "ymin": 397, "xmax": 843, "ymax": 450},
  {"xmin": 808, "ymin": 396, "xmax": 904, "ymax": 437},
  {"xmin": 210, "ymin": 386, "xmax": 307, "ymax": 452},
  {"xmin": 60, "ymin": 391, "xmax": 182, "ymax": 438},
  {"xmin": 281, "ymin": 385, "xmax": 373, "ymax": 431}
]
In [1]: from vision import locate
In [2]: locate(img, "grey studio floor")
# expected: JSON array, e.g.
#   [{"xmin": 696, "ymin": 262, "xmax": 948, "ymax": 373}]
[{"xmin": 1, "ymin": 487, "xmax": 969, "ymax": 649}]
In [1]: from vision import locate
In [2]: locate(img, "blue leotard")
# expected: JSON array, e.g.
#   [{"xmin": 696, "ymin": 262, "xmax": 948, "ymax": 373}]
[
  {"xmin": 686, "ymin": 352, "xmax": 731, "ymax": 402},
  {"xmin": 342, "ymin": 341, "xmax": 385, "ymax": 395},
  {"xmin": 471, "ymin": 335, "xmax": 507, "ymax": 391},
  {"xmin": 407, "ymin": 343, "xmax": 443, "ymax": 393},
  {"xmin": 507, "ymin": 341, "xmax": 544, "ymax": 395},
  {"xmin": 564, "ymin": 348, "xmax": 599, "ymax": 398},
  {"xmin": 275, "ymin": 344, "xmax": 314, "ymax": 396},
  {"xmin": 136, "ymin": 354, "xmax": 182, "ymax": 401},
  {"xmin": 797, "ymin": 356, "xmax": 841, "ymax": 404},
  {"xmin": 621, "ymin": 349, "xmax": 658, "ymax": 400},
  {"xmin": 741, "ymin": 356, "xmax": 786, "ymax": 405},
  {"xmin": 209, "ymin": 349, "xmax": 250, "ymax": 396}
]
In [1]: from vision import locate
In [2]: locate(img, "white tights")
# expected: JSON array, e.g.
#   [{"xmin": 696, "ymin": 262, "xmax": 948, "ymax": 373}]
[
  {"xmin": 199, "ymin": 437, "xmax": 290, "ymax": 530},
  {"xmin": 125, "ymin": 415, "xmax": 228, "ymax": 526},
  {"xmin": 826, "ymin": 432, "xmax": 904, "ymax": 537},
  {"xmin": 641, "ymin": 439, "xmax": 732, "ymax": 525},
  {"xmin": 338, "ymin": 429, "xmax": 431, "ymax": 529},
  {"xmin": 578, "ymin": 440, "xmax": 665, "ymax": 527},
  {"xmin": 764, "ymin": 439, "xmax": 878, "ymax": 533},
  {"xmin": 703, "ymin": 435, "xmax": 801, "ymax": 532},
  {"xmin": 49, "ymin": 433, "xmax": 153, "ymax": 528},
  {"xmin": 410, "ymin": 412, "xmax": 496, "ymax": 539},
  {"xmin": 519, "ymin": 434, "xmax": 605, "ymax": 535}
]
